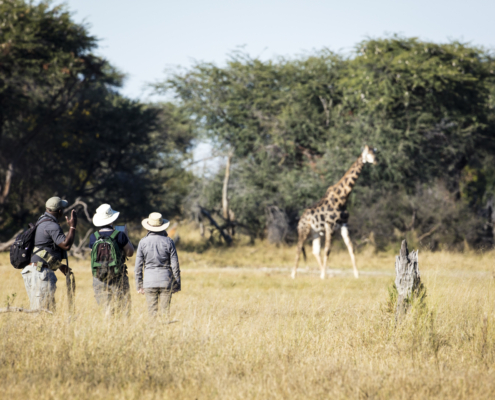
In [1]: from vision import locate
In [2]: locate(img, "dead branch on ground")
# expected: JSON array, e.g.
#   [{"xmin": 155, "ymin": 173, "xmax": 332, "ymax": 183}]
[
  {"xmin": 199, "ymin": 206, "xmax": 232, "ymax": 245},
  {"xmin": 0, "ymin": 307, "xmax": 53, "ymax": 314}
]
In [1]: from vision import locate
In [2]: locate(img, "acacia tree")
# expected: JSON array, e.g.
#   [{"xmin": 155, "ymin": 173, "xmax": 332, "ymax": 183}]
[{"xmin": 0, "ymin": 0, "xmax": 195, "ymax": 238}]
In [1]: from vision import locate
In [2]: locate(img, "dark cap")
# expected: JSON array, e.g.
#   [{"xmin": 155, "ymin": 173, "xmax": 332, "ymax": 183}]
[{"xmin": 46, "ymin": 197, "xmax": 69, "ymax": 211}]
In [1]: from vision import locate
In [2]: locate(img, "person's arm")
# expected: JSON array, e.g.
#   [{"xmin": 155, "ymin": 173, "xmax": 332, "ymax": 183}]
[
  {"xmin": 123, "ymin": 225, "xmax": 134, "ymax": 257},
  {"xmin": 170, "ymin": 240, "xmax": 180, "ymax": 291},
  {"xmin": 134, "ymin": 241, "xmax": 144, "ymax": 293},
  {"xmin": 123, "ymin": 241, "xmax": 134, "ymax": 257},
  {"xmin": 57, "ymin": 210, "xmax": 78, "ymax": 251}
]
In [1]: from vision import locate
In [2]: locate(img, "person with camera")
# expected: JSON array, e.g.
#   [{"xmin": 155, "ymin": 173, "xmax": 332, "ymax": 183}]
[
  {"xmin": 89, "ymin": 204, "xmax": 134, "ymax": 316},
  {"xmin": 22, "ymin": 197, "xmax": 77, "ymax": 311},
  {"xmin": 135, "ymin": 212, "xmax": 181, "ymax": 319}
]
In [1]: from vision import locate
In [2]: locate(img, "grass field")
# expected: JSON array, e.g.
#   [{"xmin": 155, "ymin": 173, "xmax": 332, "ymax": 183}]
[{"xmin": 1, "ymin": 236, "xmax": 495, "ymax": 399}]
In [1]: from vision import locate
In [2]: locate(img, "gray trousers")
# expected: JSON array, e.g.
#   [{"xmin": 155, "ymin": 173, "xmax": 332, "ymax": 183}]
[
  {"xmin": 21, "ymin": 265, "xmax": 57, "ymax": 311},
  {"xmin": 93, "ymin": 274, "xmax": 131, "ymax": 316},
  {"xmin": 144, "ymin": 288, "xmax": 172, "ymax": 318}
]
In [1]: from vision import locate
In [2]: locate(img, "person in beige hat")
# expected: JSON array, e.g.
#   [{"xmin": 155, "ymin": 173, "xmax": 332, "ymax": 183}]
[
  {"xmin": 135, "ymin": 212, "xmax": 181, "ymax": 318},
  {"xmin": 22, "ymin": 197, "xmax": 77, "ymax": 311},
  {"xmin": 89, "ymin": 204, "xmax": 134, "ymax": 316}
]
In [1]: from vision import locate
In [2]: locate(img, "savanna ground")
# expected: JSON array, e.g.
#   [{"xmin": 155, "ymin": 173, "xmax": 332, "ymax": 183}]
[{"xmin": 1, "ymin": 229, "xmax": 495, "ymax": 399}]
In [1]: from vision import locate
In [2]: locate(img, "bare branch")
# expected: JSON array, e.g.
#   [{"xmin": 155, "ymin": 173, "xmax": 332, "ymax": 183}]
[
  {"xmin": 405, "ymin": 210, "xmax": 416, "ymax": 231},
  {"xmin": 183, "ymin": 155, "xmax": 220, "ymax": 169},
  {"xmin": 318, "ymin": 96, "xmax": 332, "ymax": 127},
  {"xmin": 418, "ymin": 223, "xmax": 441, "ymax": 242},
  {"xmin": 65, "ymin": 197, "xmax": 92, "ymax": 223},
  {"xmin": 0, "ymin": 163, "xmax": 14, "ymax": 205},
  {"xmin": 0, "ymin": 228, "xmax": 23, "ymax": 252}
]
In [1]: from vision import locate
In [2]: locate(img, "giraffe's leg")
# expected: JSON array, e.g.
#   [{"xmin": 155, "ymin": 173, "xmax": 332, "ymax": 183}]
[
  {"xmin": 341, "ymin": 225, "xmax": 359, "ymax": 278},
  {"xmin": 312, "ymin": 236, "xmax": 324, "ymax": 277},
  {"xmin": 293, "ymin": 227, "xmax": 310, "ymax": 279},
  {"xmin": 321, "ymin": 223, "xmax": 332, "ymax": 279}
]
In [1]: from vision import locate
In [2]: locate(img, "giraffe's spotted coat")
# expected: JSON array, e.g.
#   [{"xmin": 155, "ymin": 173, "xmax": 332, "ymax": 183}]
[
  {"xmin": 292, "ymin": 146, "xmax": 376, "ymax": 279},
  {"xmin": 299, "ymin": 156, "xmax": 365, "ymax": 236}
]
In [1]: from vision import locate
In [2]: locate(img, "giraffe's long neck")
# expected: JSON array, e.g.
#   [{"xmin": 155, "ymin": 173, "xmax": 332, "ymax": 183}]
[{"xmin": 325, "ymin": 156, "xmax": 364, "ymax": 206}]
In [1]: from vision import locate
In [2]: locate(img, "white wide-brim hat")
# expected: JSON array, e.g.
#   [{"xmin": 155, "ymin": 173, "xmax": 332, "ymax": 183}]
[
  {"xmin": 142, "ymin": 212, "xmax": 170, "ymax": 232},
  {"xmin": 93, "ymin": 204, "xmax": 120, "ymax": 227}
]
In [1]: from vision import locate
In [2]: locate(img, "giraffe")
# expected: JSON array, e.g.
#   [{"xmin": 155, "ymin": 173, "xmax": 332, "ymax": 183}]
[{"xmin": 292, "ymin": 146, "xmax": 376, "ymax": 280}]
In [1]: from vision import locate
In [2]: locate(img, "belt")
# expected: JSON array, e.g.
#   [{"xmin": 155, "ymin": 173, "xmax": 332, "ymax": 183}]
[
  {"xmin": 32, "ymin": 247, "xmax": 62, "ymax": 271},
  {"xmin": 28, "ymin": 262, "xmax": 55, "ymax": 272}
]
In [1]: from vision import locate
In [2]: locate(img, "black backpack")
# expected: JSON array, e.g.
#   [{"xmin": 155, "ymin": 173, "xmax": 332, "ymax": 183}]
[{"xmin": 10, "ymin": 218, "xmax": 51, "ymax": 269}]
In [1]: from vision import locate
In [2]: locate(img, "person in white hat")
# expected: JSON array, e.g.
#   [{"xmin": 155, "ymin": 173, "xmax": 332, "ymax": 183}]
[
  {"xmin": 21, "ymin": 197, "xmax": 77, "ymax": 311},
  {"xmin": 88, "ymin": 204, "xmax": 134, "ymax": 316},
  {"xmin": 135, "ymin": 212, "xmax": 181, "ymax": 318}
]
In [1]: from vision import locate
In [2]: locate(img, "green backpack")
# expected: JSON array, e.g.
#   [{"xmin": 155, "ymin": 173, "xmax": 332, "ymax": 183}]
[{"xmin": 90, "ymin": 231, "xmax": 124, "ymax": 281}]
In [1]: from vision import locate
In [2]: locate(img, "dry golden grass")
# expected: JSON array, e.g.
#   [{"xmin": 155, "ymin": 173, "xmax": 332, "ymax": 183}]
[{"xmin": 1, "ymin": 234, "xmax": 495, "ymax": 399}]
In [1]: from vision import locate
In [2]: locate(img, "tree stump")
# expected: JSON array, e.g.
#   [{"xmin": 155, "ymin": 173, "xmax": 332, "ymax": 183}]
[{"xmin": 395, "ymin": 240, "xmax": 421, "ymax": 321}]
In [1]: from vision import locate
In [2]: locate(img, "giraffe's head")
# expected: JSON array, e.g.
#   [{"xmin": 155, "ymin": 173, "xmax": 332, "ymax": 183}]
[{"xmin": 361, "ymin": 145, "xmax": 376, "ymax": 164}]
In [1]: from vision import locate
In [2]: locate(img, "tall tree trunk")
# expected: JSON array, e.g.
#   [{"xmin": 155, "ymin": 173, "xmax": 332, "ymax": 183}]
[
  {"xmin": 0, "ymin": 163, "xmax": 14, "ymax": 205},
  {"xmin": 222, "ymin": 153, "xmax": 234, "ymax": 236}
]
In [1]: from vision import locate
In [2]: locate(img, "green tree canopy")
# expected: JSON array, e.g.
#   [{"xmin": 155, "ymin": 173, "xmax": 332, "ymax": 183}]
[
  {"xmin": 0, "ymin": 0, "xmax": 195, "ymax": 238},
  {"xmin": 341, "ymin": 38, "xmax": 495, "ymax": 192},
  {"xmin": 161, "ymin": 38, "xmax": 495, "ymax": 248}
]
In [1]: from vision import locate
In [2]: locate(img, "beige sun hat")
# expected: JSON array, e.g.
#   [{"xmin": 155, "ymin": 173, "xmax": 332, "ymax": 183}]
[
  {"xmin": 93, "ymin": 204, "xmax": 120, "ymax": 227},
  {"xmin": 142, "ymin": 212, "xmax": 170, "ymax": 232}
]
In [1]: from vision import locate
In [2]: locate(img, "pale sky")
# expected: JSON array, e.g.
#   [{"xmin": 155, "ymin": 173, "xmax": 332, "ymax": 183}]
[
  {"xmin": 57, "ymin": 0, "xmax": 495, "ymax": 101},
  {"xmin": 51, "ymin": 0, "xmax": 495, "ymax": 170}
]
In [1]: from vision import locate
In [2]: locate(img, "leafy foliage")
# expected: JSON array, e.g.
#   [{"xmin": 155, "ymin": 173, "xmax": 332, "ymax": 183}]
[
  {"xmin": 342, "ymin": 38, "xmax": 495, "ymax": 191},
  {"xmin": 0, "ymin": 1, "xmax": 195, "ymax": 237},
  {"xmin": 162, "ymin": 38, "xmax": 495, "ymax": 248}
]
